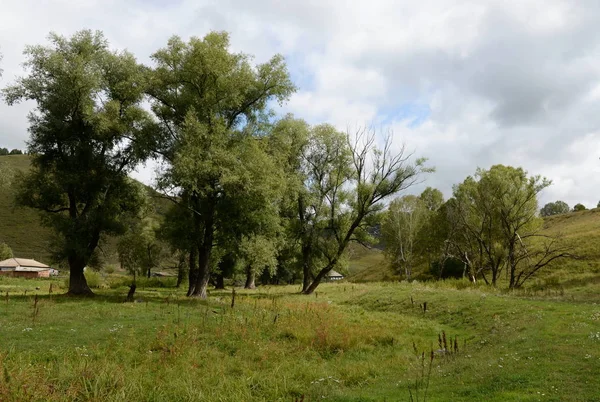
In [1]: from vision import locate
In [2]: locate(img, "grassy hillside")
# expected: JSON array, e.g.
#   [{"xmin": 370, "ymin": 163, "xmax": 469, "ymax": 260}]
[
  {"xmin": 0, "ymin": 155, "xmax": 171, "ymax": 267},
  {"xmin": 0, "ymin": 155, "xmax": 53, "ymax": 262}
]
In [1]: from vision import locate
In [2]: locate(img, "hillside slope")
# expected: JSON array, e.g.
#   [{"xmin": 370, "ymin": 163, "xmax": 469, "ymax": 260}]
[
  {"xmin": 0, "ymin": 155, "xmax": 53, "ymax": 261},
  {"xmin": 0, "ymin": 155, "xmax": 171, "ymax": 266}
]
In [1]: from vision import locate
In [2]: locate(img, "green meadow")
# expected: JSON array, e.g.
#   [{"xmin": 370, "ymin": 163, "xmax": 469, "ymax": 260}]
[{"xmin": 1, "ymin": 276, "xmax": 598, "ymax": 401}]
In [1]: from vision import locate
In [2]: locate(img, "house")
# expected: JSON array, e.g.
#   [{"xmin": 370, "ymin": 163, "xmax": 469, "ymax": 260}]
[
  {"xmin": 0, "ymin": 258, "xmax": 55, "ymax": 278},
  {"xmin": 326, "ymin": 270, "xmax": 344, "ymax": 281}
]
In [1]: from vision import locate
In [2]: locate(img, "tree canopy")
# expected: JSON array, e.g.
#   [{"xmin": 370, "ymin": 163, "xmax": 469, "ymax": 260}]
[
  {"xmin": 2, "ymin": 30, "xmax": 157, "ymax": 295},
  {"xmin": 540, "ymin": 201, "xmax": 570, "ymax": 217}
]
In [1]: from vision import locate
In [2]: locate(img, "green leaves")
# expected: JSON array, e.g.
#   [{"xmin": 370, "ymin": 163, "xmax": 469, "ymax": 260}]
[{"xmin": 2, "ymin": 31, "xmax": 156, "ymax": 290}]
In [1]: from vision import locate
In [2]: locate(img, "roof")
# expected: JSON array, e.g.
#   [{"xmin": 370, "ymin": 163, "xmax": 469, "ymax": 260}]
[
  {"xmin": 0, "ymin": 258, "xmax": 50, "ymax": 269},
  {"xmin": 327, "ymin": 270, "xmax": 344, "ymax": 277}
]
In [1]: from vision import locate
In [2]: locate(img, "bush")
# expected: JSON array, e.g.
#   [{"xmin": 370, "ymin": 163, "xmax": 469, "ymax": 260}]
[
  {"xmin": 429, "ymin": 257, "xmax": 464, "ymax": 279},
  {"xmin": 0, "ymin": 243, "xmax": 13, "ymax": 260},
  {"xmin": 104, "ymin": 264, "xmax": 117, "ymax": 274}
]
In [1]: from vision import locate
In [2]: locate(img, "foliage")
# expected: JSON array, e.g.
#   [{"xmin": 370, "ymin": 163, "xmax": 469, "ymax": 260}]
[
  {"xmin": 540, "ymin": 200, "xmax": 570, "ymax": 216},
  {"xmin": 299, "ymin": 127, "xmax": 430, "ymax": 294},
  {"xmin": 573, "ymin": 203, "xmax": 587, "ymax": 212},
  {"xmin": 419, "ymin": 187, "xmax": 444, "ymax": 211},
  {"xmin": 148, "ymin": 31, "xmax": 295, "ymax": 298},
  {"xmin": 2, "ymin": 30, "xmax": 156, "ymax": 295},
  {"xmin": 448, "ymin": 165, "xmax": 570, "ymax": 288},
  {"xmin": 382, "ymin": 195, "xmax": 429, "ymax": 279},
  {"xmin": 428, "ymin": 257, "xmax": 464, "ymax": 279},
  {"xmin": 0, "ymin": 242, "xmax": 13, "ymax": 260},
  {"xmin": 117, "ymin": 214, "xmax": 167, "ymax": 281}
]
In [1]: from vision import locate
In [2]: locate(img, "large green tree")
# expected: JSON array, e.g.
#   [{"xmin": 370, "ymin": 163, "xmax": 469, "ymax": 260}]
[
  {"xmin": 148, "ymin": 32, "xmax": 295, "ymax": 298},
  {"xmin": 300, "ymin": 127, "xmax": 430, "ymax": 294},
  {"xmin": 449, "ymin": 165, "xmax": 570, "ymax": 288},
  {"xmin": 2, "ymin": 31, "xmax": 156, "ymax": 295}
]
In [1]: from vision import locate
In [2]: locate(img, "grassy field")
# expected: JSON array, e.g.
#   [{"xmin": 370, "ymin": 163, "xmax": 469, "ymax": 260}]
[{"xmin": 1, "ymin": 275, "xmax": 599, "ymax": 401}]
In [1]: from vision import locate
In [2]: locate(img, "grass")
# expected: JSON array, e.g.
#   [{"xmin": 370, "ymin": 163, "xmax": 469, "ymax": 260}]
[{"xmin": 1, "ymin": 276, "xmax": 599, "ymax": 401}]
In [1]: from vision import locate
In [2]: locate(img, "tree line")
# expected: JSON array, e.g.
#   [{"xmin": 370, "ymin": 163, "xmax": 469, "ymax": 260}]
[
  {"xmin": 1, "ymin": 30, "xmax": 428, "ymax": 296},
  {"xmin": 382, "ymin": 166, "xmax": 573, "ymax": 289},
  {"xmin": 0, "ymin": 148, "xmax": 24, "ymax": 156}
]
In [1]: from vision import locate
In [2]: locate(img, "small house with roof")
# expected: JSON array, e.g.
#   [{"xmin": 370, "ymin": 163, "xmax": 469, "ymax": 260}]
[
  {"xmin": 326, "ymin": 270, "xmax": 344, "ymax": 281},
  {"xmin": 0, "ymin": 258, "xmax": 56, "ymax": 278}
]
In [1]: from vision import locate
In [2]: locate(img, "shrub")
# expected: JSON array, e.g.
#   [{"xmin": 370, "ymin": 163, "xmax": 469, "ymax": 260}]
[
  {"xmin": 0, "ymin": 243, "xmax": 13, "ymax": 260},
  {"xmin": 429, "ymin": 257, "xmax": 464, "ymax": 279}
]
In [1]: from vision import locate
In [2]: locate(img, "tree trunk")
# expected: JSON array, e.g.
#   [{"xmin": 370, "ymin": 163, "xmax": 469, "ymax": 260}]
[
  {"xmin": 67, "ymin": 256, "xmax": 93, "ymax": 296},
  {"xmin": 187, "ymin": 247, "xmax": 198, "ymax": 296},
  {"xmin": 147, "ymin": 266, "xmax": 151, "ymax": 279},
  {"xmin": 176, "ymin": 256, "xmax": 186, "ymax": 288},
  {"xmin": 214, "ymin": 273, "xmax": 225, "ymax": 289},
  {"xmin": 301, "ymin": 244, "xmax": 311, "ymax": 293},
  {"xmin": 191, "ymin": 242, "xmax": 211, "ymax": 298},
  {"xmin": 244, "ymin": 265, "xmax": 256, "ymax": 289},
  {"xmin": 302, "ymin": 265, "xmax": 331, "ymax": 295},
  {"xmin": 126, "ymin": 283, "xmax": 136, "ymax": 302}
]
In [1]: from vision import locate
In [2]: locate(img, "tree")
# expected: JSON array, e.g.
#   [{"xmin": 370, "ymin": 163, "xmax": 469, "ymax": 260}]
[
  {"xmin": 148, "ymin": 32, "xmax": 295, "ymax": 298},
  {"xmin": 9, "ymin": 149, "xmax": 23, "ymax": 155},
  {"xmin": 573, "ymin": 203, "xmax": 586, "ymax": 212},
  {"xmin": 419, "ymin": 187, "xmax": 444, "ymax": 211},
  {"xmin": 301, "ymin": 127, "xmax": 430, "ymax": 294},
  {"xmin": 540, "ymin": 201, "xmax": 570, "ymax": 216},
  {"xmin": 0, "ymin": 243, "xmax": 13, "ymax": 261},
  {"xmin": 266, "ymin": 116, "xmax": 311, "ymax": 287},
  {"xmin": 238, "ymin": 235, "xmax": 278, "ymax": 289},
  {"xmin": 118, "ymin": 215, "xmax": 166, "ymax": 281},
  {"xmin": 597, "ymin": 200, "xmax": 600, "ymax": 209},
  {"xmin": 382, "ymin": 195, "xmax": 429, "ymax": 280},
  {"xmin": 449, "ymin": 165, "xmax": 570, "ymax": 288},
  {"xmin": 2, "ymin": 31, "xmax": 156, "ymax": 295},
  {"xmin": 0, "ymin": 148, "xmax": 9, "ymax": 156}
]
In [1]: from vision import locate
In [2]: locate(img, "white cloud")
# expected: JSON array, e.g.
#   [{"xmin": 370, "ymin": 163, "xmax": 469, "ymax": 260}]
[{"xmin": 1, "ymin": 0, "xmax": 600, "ymax": 208}]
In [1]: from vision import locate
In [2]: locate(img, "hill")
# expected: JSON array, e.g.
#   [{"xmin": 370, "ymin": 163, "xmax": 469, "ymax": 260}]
[
  {"xmin": 0, "ymin": 155, "xmax": 53, "ymax": 261},
  {"xmin": 0, "ymin": 154, "xmax": 171, "ymax": 267}
]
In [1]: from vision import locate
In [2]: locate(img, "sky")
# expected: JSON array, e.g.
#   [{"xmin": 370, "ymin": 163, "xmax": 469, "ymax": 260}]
[{"xmin": 1, "ymin": 0, "xmax": 600, "ymax": 208}]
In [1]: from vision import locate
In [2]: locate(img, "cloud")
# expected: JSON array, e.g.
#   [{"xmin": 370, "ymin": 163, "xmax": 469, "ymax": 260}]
[{"xmin": 1, "ymin": 0, "xmax": 600, "ymax": 208}]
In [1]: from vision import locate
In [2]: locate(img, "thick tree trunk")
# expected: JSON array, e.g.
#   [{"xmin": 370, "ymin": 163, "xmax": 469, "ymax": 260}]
[
  {"xmin": 67, "ymin": 256, "xmax": 93, "ymax": 296},
  {"xmin": 302, "ymin": 265, "xmax": 331, "ymax": 295},
  {"xmin": 244, "ymin": 266, "xmax": 256, "ymax": 289},
  {"xmin": 187, "ymin": 247, "xmax": 198, "ymax": 296},
  {"xmin": 191, "ymin": 243, "xmax": 211, "ymax": 298}
]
